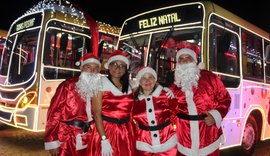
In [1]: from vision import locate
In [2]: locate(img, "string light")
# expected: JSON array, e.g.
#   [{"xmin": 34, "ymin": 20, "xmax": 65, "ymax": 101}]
[{"xmin": 23, "ymin": 0, "xmax": 84, "ymax": 19}]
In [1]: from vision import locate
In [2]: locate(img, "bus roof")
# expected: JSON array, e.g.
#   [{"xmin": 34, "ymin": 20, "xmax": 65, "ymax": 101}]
[{"xmin": 204, "ymin": 1, "xmax": 270, "ymax": 39}]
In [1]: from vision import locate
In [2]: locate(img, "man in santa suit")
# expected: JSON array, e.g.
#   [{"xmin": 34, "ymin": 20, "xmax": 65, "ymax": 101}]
[
  {"xmin": 44, "ymin": 53, "xmax": 101, "ymax": 156},
  {"xmin": 169, "ymin": 48, "xmax": 231, "ymax": 156}
]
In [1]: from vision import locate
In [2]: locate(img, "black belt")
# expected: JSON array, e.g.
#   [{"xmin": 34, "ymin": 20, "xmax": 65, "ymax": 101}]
[
  {"xmin": 102, "ymin": 115, "xmax": 130, "ymax": 124},
  {"xmin": 177, "ymin": 113, "xmax": 207, "ymax": 120},
  {"xmin": 65, "ymin": 120, "xmax": 89, "ymax": 133},
  {"xmin": 139, "ymin": 120, "xmax": 171, "ymax": 131}
]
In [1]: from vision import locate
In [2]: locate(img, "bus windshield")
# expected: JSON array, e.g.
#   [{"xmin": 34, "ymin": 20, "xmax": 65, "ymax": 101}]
[
  {"xmin": 7, "ymin": 29, "xmax": 38, "ymax": 84},
  {"xmin": 118, "ymin": 28, "xmax": 202, "ymax": 83},
  {"xmin": 43, "ymin": 27, "xmax": 90, "ymax": 79}
]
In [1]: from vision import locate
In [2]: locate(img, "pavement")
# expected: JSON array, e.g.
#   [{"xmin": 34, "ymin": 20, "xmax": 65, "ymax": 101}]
[{"xmin": 0, "ymin": 124, "xmax": 49, "ymax": 156}]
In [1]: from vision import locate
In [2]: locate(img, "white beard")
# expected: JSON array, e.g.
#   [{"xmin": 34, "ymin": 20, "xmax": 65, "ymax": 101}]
[
  {"xmin": 76, "ymin": 72, "xmax": 101, "ymax": 101},
  {"xmin": 174, "ymin": 62, "xmax": 200, "ymax": 92}
]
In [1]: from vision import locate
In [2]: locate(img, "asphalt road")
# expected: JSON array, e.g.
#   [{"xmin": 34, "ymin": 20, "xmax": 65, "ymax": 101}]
[{"xmin": 0, "ymin": 123, "xmax": 269, "ymax": 156}]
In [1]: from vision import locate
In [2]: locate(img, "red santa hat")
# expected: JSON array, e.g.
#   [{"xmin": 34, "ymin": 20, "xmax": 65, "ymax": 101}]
[
  {"xmin": 135, "ymin": 66, "xmax": 157, "ymax": 82},
  {"xmin": 76, "ymin": 53, "xmax": 101, "ymax": 67},
  {"xmin": 104, "ymin": 50, "xmax": 130, "ymax": 69},
  {"xmin": 176, "ymin": 47, "xmax": 205, "ymax": 69}
]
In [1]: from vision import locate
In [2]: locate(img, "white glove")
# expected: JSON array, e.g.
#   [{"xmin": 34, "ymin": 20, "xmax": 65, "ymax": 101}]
[
  {"xmin": 101, "ymin": 139, "xmax": 113, "ymax": 156},
  {"xmin": 163, "ymin": 87, "xmax": 175, "ymax": 99}
]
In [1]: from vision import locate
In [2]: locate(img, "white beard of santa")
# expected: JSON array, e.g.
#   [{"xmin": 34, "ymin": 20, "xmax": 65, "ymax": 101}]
[
  {"xmin": 174, "ymin": 62, "xmax": 200, "ymax": 92},
  {"xmin": 76, "ymin": 72, "xmax": 101, "ymax": 101}
]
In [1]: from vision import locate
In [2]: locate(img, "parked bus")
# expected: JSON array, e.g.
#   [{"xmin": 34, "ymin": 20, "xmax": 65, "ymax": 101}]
[
  {"xmin": 117, "ymin": 1, "xmax": 270, "ymax": 155},
  {"xmin": 0, "ymin": 0, "xmax": 119, "ymax": 132},
  {"xmin": 0, "ymin": 29, "xmax": 8, "ymax": 69}
]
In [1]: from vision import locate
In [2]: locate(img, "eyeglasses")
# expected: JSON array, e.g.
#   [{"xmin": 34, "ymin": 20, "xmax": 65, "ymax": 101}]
[{"xmin": 109, "ymin": 62, "xmax": 127, "ymax": 70}]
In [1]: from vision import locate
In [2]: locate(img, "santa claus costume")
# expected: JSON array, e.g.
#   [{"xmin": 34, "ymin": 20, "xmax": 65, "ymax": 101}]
[
  {"xmin": 87, "ymin": 50, "xmax": 136, "ymax": 156},
  {"xmin": 169, "ymin": 48, "xmax": 231, "ymax": 156},
  {"xmin": 132, "ymin": 67, "xmax": 178, "ymax": 156},
  {"xmin": 44, "ymin": 53, "xmax": 101, "ymax": 156}
]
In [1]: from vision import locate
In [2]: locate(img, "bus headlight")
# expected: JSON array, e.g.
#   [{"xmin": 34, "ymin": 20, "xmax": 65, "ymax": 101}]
[{"xmin": 17, "ymin": 91, "xmax": 37, "ymax": 109}]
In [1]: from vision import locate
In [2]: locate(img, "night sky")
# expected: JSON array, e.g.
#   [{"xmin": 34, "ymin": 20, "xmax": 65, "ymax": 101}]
[{"xmin": 0, "ymin": 0, "xmax": 269, "ymax": 33}]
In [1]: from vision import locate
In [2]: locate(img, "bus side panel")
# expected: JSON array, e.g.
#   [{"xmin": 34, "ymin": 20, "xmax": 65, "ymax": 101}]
[
  {"xmin": 241, "ymin": 81, "xmax": 270, "ymax": 140},
  {"xmin": 37, "ymin": 78, "xmax": 62, "ymax": 131},
  {"xmin": 220, "ymin": 89, "xmax": 243, "ymax": 149}
]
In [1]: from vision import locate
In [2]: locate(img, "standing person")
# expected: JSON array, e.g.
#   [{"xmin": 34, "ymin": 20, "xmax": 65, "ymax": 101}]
[
  {"xmin": 44, "ymin": 53, "xmax": 101, "ymax": 156},
  {"xmin": 169, "ymin": 48, "xmax": 231, "ymax": 156},
  {"xmin": 133, "ymin": 66, "xmax": 178, "ymax": 156},
  {"xmin": 87, "ymin": 50, "xmax": 136, "ymax": 156}
]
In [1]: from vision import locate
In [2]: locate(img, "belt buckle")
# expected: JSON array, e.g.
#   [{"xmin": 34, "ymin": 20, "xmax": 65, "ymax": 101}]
[{"xmin": 82, "ymin": 122, "xmax": 89, "ymax": 133}]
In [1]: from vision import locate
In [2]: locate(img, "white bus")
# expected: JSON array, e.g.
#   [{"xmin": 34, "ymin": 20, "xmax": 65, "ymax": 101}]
[
  {"xmin": 116, "ymin": 1, "xmax": 270, "ymax": 155},
  {"xmin": 0, "ymin": 0, "xmax": 120, "ymax": 132}
]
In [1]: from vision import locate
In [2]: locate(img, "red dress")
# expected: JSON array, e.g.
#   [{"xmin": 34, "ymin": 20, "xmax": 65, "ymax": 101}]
[
  {"xmin": 87, "ymin": 76, "xmax": 136, "ymax": 156},
  {"xmin": 44, "ymin": 77, "xmax": 92, "ymax": 156},
  {"xmin": 132, "ymin": 85, "xmax": 178, "ymax": 156},
  {"xmin": 170, "ymin": 70, "xmax": 231, "ymax": 156}
]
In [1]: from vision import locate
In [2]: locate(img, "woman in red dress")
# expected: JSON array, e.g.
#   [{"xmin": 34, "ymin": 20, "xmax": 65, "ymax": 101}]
[{"xmin": 87, "ymin": 50, "xmax": 136, "ymax": 156}]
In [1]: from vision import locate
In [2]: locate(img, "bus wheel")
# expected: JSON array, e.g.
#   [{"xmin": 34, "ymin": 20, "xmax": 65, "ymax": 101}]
[{"xmin": 240, "ymin": 116, "xmax": 258, "ymax": 156}]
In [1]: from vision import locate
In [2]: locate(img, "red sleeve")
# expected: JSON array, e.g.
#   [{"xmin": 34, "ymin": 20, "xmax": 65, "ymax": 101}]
[
  {"xmin": 44, "ymin": 81, "xmax": 67, "ymax": 142},
  {"xmin": 212, "ymin": 74, "xmax": 231, "ymax": 118}
]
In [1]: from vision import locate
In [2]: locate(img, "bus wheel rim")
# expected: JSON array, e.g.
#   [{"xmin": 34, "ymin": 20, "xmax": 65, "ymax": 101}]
[{"xmin": 242, "ymin": 123, "xmax": 255, "ymax": 150}]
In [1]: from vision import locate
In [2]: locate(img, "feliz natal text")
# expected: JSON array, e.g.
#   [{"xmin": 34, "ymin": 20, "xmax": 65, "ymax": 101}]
[{"xmin": 138, "ymin": 13, "xmax": 181, "ymax": 29}]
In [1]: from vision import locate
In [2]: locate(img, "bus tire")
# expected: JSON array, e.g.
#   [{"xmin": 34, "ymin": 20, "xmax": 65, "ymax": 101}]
[{"xmin": 240, "ymin": 115, "xmax": 258, "ymax": 156}]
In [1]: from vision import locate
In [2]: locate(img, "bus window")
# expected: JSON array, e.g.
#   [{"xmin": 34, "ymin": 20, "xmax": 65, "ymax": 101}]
[
  {"xmin": 242, "ymin": 31, "xmax": 263, "ymax": 82},
  {"xmin": 99, "ymin": 33, "xmax": 118, "ymax": 74},
  {"xmin": 265, "ymin": 43, "xmax": 270, "ymax": 83},
  {"xmin": 8, "ymin": 30, "xmax": 38, "ymax": 84},
  {"xmin": 0, "ymin": 36, "xmax": 12, "ymax": 75},
  {"xmin": 209, "ymin": 25, "xmax": 240, "ymax": 87},
  {"xmin": 152, "ymin": 29, "xmax": 201, "ymax": 85},
  {"xmin": 43, "ymin": 28, "xmax": 90, "ymax": 79},
  {"xmin": 118, "ymin": 34, "xmax": 149, "ymax": 78}
]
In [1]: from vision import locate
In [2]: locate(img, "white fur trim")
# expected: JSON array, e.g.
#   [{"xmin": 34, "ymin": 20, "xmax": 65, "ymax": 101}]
[
  {"xmin": 137, "ymin": 134, "xmax": 177, "ymax": 153},
  {"xmin": 44, "ymin": 140, "xmax": 62, "ymax": 150},
  {"xmin": 101, "ymin": 76, "xmax": 133, "ymax": 95},
  {"xmin": 185, "ymin": 90, "xmax": 200, "ymax": 151},
  {"xmin": 76, "ymin": 133, "xmax": 87, "ymax": 150},
  {"xmin": 107, "ymin": 55, "xmax": 129, "ymax": 68},
  {"xmin": 86, "ymin": 96, "xmax": 93, "ymax": 122},
  {"xmin": 177, "ymin": 134, "xmax": 224, "ymax": 156},
  {"xmin": 81, "ymin": 58, "xmax": 100, "ymax": 66},
  {"xmin": 135, "ymin": 67, "xmax": 157, "ymax": 83},
  {"xmin": 75, "ymin": 61, "xmax": 81, "ymax": 66},
  {"xmin": 138, "ymin": 85, "xmax": 162, "ymax": 100},
  {"xmin": 144, "ymin": 95, "xmax": 161, "ymax": 146},
  {"xmin": 208, "ymin": 109, "xmax": 222, "ymax": 128},
  {"xmin": 198, "ymin": 62, "xmax": 205, "ymax": 69},
  {"xmin": 176, "ymin": 48, "xmax": 197, "ymax": 63}
]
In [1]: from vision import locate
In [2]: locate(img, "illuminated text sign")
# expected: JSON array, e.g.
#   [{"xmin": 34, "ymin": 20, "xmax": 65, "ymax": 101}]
[
  {"xmin": 16, "ymin": 18, "xmax": 36, "ymax": 31},
  {"xmin": 138, "ymin": 12, "xmax": 181, "ymax": 29}
]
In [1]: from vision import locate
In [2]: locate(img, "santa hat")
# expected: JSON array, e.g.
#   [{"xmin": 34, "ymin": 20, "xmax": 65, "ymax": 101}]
[
  {"xmin": 135, "ymin": 66, "xmax": 157, "ymax": 82},
  {"xmin": 104, "ymin": 50, "xmax": 130, "ymax": 69},
  {"xmin": 76, "ymin": 53, "xmax": 101, "ymax": 67},
  {"xmin": 176, "ymin": 47, "xmax": 205, "ymax": 69}
]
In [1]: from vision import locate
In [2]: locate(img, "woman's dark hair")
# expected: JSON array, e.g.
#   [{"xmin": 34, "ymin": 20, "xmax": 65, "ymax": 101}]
[
  {"xmin": 108, "ymin": 68, "xmax": 130, "ymax": 94},
  {"xmin": 134, "ymin": 84, "xmax": 158, "ymax": 101}
]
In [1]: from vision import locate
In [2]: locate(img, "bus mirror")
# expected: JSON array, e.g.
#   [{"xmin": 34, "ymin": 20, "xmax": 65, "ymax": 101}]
[
  {"xmin": 60, "ymin": 33, "xmax": 68, "ymax": 51},
  {"xmin": 266, "ymin": 45, "xmax": 270, "ymax": 63}
]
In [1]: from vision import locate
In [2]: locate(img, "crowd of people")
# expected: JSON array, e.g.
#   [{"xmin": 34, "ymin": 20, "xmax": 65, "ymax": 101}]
[{"xmin": 44, "ymin": 48, "xmax": 231, "ymax": 156}]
